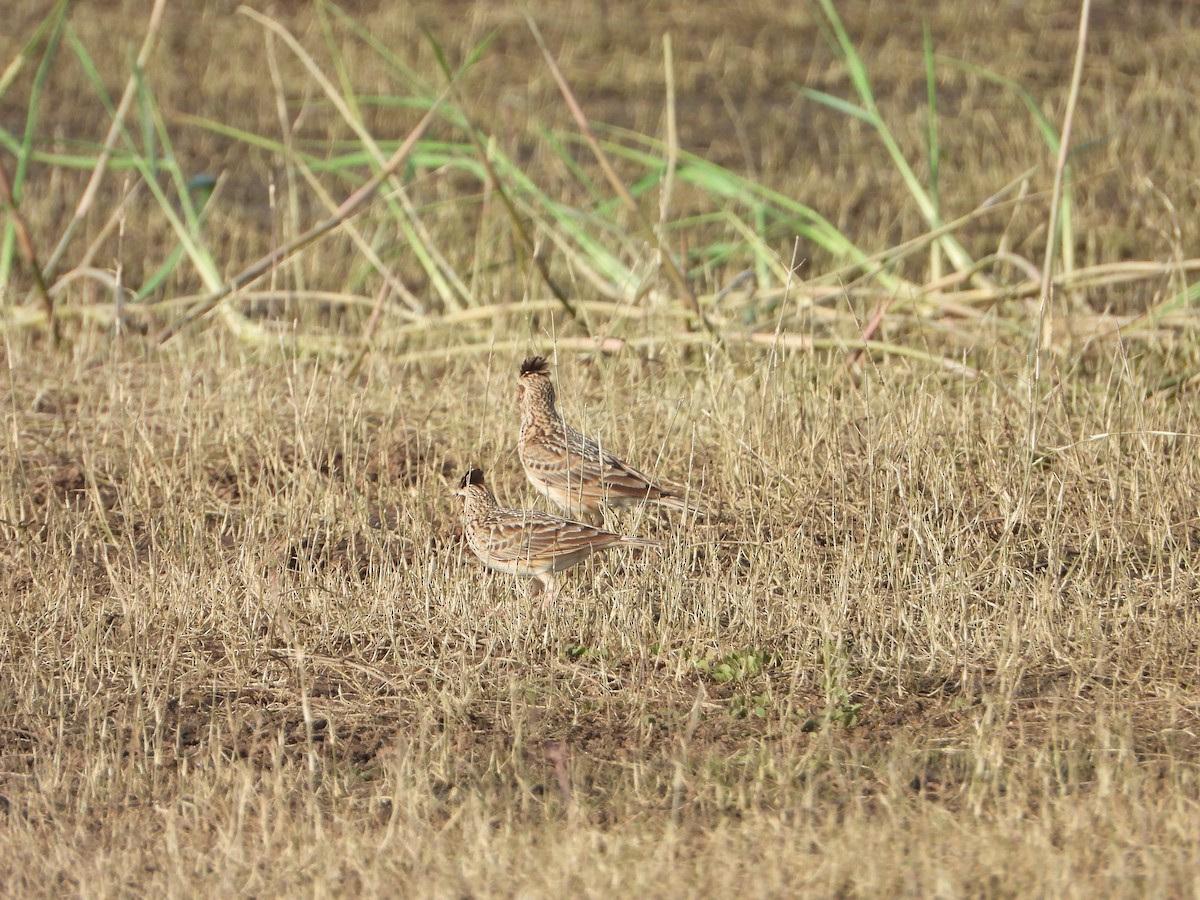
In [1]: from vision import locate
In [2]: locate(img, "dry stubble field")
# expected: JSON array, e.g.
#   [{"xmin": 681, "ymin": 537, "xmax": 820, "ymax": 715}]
[{"xmin": 3, "ymin": 1, "xmax": 1200, "ymax": 896}]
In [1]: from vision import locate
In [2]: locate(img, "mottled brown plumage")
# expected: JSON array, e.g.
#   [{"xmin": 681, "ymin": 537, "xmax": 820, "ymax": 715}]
[
  {"xmin": 516, "ymin": 356, "xmax": 709, "ymax": 523},
  {"xmin": 455, "ymin": 467, "xmax": 657, "ymax": 597}
]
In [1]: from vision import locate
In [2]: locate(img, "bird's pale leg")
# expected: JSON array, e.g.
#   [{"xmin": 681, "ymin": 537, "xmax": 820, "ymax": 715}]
[
  {"xmin": 537, "ymin": 574, "xmax": 562, "ymax": 646},
  {"xmin": 526, "ymin": 575, "xmax": 559, "ymax": 620}
]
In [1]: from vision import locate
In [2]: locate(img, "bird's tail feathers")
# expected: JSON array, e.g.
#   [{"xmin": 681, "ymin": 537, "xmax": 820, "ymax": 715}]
[
  {"xmin": 655, "ymin": 491, "xmax": 721, "ymax": 520},
  {"xmin": 619, "ymin": 535, "xmax": 661, "ymax": 549}
]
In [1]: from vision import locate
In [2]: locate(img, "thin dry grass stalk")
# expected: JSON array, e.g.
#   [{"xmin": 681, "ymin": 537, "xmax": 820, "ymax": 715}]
[
  {"xmin": 1034, "ymin": 0, "xmax": 1092, "ymax": 358},
  {"xmin": 155, "ymin": 90, "xmax": 449, "ymax": 343},
  {"xmin": 525, "ymin": 12, "xmax": 710, "ymax": 332},
  {"xmin": 240, "ymin": 5, "xmax": 470, "ymax": 312},
  {"xmin": 422, "ymin": 24, "xmax": 578, "ymax": 320},
  {"xmin": 288, "ymin": 151, "xmax": 427, "ymax": 317},
  {"xmin": 42, "ymin": 0, "xmax": 168, "ymax": 281},
  {"xmin": 0, "ymin": 157, "xmax": 57, "ymax": 344}
]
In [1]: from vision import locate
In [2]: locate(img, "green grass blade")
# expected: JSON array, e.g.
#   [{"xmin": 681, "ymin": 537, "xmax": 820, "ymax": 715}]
[
  {"xmin": 593, "ymin": 127, "xmax": 902, "ymax": 288},
  {"xmin": 323, "ymin": 0, "xmax": 426, "ymax": 95},
  {"xmin": 239, "ymin": 6, "xmax": 474, "ymax": 311},
  {"xmin": 315, "ymin": 0, "xmax": 364, "ymax": 126},
  {"xmin": 924, "ymin": 21, "xmax": 942, "ymax": 280},
  {"xmin": 938, "ymin": 55, "xmax": 1061, "ymax": 152},
  {"xmin": 535, "ymin": 119, "xmax": 603, "ymax": 201},
  {"xmin": 923, "ymin": 23, "xmax": 940, "ymax": 217},
  {"xmin": 0, "ymin": 131, "xmax": 138, "ymax": 170},
  {"xmin": 798, "ymin": 88, "xmax": 872, "ymax": 123},
  {"xmin": 133, "ymin": 61, "xmax": 218, "ymax": 286},
  {"xmin": 807, "ymin": 0, "xmax": 976, "ymax": 276},
  {"xmin": 135, "ymin": 64, "xmax": 158, "ymax": 177},
  {"xmin": 0, "ymin": 5, "xmax": 66, "ymax": 288},
  {"xmin": 0, "ymin": 0, "xmax": 70, "ymax": 101},
  {"xmin": 939, "ymin": 54, "xmax": 1083, "ymax": 281},
  {"xmin": 135, "ymin": 175, "xmax": 219, "ymax": 301},
  {"xmin": 64, "ymin": 26, "xmax": 118, "ymax": 118}
]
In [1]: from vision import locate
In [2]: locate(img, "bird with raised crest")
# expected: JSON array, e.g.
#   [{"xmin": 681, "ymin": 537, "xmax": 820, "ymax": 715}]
[{"xmin": 516, "ymin": 355, "xmax": 710, "ymax": 524}]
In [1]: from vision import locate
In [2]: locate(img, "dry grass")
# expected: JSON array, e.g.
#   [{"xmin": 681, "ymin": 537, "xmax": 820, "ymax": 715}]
[
  {"xmin": 3, "ymin": 334, "xmax": 1200, "ymax": 895},
  {"xmin": 4, "ymin": 1, "xmax": 1200, "ymax": 897}
]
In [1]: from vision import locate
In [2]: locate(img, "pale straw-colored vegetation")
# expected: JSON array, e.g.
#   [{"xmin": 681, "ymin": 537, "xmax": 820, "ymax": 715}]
[{"xmin": 2, "ymin": 1, "xmax": 1199, "ymax": 895}]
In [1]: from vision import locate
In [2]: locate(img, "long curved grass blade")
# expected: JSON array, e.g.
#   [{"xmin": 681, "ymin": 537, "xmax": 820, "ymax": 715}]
[
  {"xmin": 156, "ymin": 85, "xmax": 449, "ymax": 342},
  {"xmin": 420, "ymin": 21, "xmax": 577, "ymax": 318},
  {"xmin": 924, "ymin": 21, "xmax": 942, "ymax": 284},
  {"xmin": 0, "ymin": 5, "xmax": 66, "ymax": 290},
  {"xmin": 134, "ymin": 175, "xmax": 220, "ymax": 302},
  {"xmin": 804, "ymin": 0, "xmax": 978, "ymax": 280},
  {"xmin": 0, "ymin": 0, "xmax": 70, "ymax": 102},
  {"xmin": 43, "ymin": 0, "xmax": 169, "ymax": 281},
  {"xmin": 238, "ymin": 6, "xmax": 473, "ymax": 312},
  {"xmin": 524, "ymin": 11, "xmax": 710, "ymax": 332},
  {"xmin": 938, "ymin": 57, "xmax": 1061, "ymax": 153},
  {"xmin": 799, "ymin": 89, "xmax": 871, "ymax": 123}
]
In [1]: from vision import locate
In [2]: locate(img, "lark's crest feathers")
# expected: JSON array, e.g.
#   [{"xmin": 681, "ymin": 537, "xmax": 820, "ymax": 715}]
[
  {"xmin": 458, "ymin": 467, "xmax": 485, "ymax": 490},
  {"xmin": 520, "ymin": 356, "xmax": 551, "ymax": 376}
]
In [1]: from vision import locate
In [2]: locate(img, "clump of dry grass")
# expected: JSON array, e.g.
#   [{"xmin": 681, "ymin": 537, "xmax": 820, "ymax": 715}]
[{"xmin": 4, "ymin": 0, "xmax": 1200, "ymax": 895}]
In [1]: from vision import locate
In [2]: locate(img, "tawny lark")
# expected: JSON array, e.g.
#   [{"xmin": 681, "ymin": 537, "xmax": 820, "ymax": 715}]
[
  {"xmin": 516, "ymin": 356, "xmax": 708, "ymax": 523},
  {"xmin": 455, "ymin": 467, "xmax": 658, "ymax": 597}
]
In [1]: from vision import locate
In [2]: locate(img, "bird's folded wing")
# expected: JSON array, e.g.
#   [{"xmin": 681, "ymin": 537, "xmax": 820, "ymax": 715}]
[
  {"xmin": 482, "ymin": 515, "xmax": 619, "ymax": 562},
  {"xmin": 529, "ymin": 431, "xmax": 666, "ymax": 499}
]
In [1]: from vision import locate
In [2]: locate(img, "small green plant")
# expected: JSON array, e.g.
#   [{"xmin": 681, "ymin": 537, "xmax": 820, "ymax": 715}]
[
  {"xmin": 729, "ymin": 692, "xmax": 770, "ymax": 720},
  {"xmin": 823, "ymin": 685, "xmax": 863, "ymax": 729},
  {"xmin": 817, "ymin": 637, "xmax": 862, "ymax": 729},
  {"xmin": 692, "ymin": 648, "xmax": 773, "ymax": 685},
  {"xmin": 564, "ymin": 644, "xmax": 604, "ymax": 662}
]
